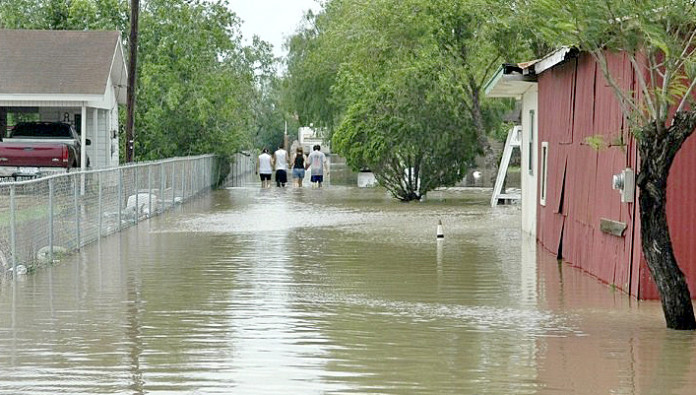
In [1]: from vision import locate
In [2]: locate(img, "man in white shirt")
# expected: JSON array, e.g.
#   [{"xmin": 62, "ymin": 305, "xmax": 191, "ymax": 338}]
[
  {"xmin": 256, "ymin": 148, "xmax": 273, "ymax": 188},
  {"xmin": 274, "ymin": 145, "xmax": 289, "ymax": 187},
  {"xmin": 305, "ymin": 144, "xmax": 328, "ymax": 188}
]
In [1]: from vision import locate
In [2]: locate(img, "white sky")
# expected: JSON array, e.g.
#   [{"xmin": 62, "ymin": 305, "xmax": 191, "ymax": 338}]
[{"xmin": 228, "ymin": 0, "xmax": 322, "ymax": 58}]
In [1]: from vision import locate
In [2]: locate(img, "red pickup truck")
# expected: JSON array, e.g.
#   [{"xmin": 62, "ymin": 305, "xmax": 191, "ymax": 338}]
[{"xmin": 0, "ymin": 121, "xmax": 90, "ymax": 179}]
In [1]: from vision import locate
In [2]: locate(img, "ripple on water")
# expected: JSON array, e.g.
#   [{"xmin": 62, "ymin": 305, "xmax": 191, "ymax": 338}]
[{"xmin": 294, "ymin": 290, "xmax": 582, "ymax": 338}]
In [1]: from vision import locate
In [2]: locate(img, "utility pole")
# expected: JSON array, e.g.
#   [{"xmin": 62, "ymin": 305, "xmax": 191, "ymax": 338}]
[
  {"xmin": 125, "ymin": 0, "xmax": 140, "ymax": 162},
  {"xmin": 284, "ymin": 120, "xmax": 288, "ymax": 151}
]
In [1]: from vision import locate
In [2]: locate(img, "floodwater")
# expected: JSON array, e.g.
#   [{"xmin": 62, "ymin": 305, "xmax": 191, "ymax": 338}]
[{"xmin": 1, "ymin": 180, "xmax": 695, "ymax": 394}]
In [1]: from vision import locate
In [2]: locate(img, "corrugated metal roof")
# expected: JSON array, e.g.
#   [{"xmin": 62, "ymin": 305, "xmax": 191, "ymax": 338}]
[
  {"xmin": 0, "ymin": 29, "xmax": 122, "ymax": 96},
  {"xmin": 532, "ymin": 46, "xmax": 579, "ymax": 75},
  {"xmin": 484, "ymin": 63, "xmax": 538, "ymax": 98}
]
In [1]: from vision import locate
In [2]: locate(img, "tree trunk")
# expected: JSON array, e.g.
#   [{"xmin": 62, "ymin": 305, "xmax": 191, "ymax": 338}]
[
  {"xmin": 468, "ymin": 75, "xmax": 497, "ymax": 187},
  {"xmin": 637, "ymin": 113, "xmax": 696, "ymax": 330}
]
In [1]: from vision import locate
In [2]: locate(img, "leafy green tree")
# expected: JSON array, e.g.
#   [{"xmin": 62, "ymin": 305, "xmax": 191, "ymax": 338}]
[
  {"xmin": 250, "ymin": 37, "xmax": 299, "ymax": 151},
  {"xmin": 532, "ymin": 0, "xmax": 696, "ymax": 329},
  {"xmin": 428, "ymin": 0, "xmax": 532, "ymax": 184},
  {"xmin": 133, "ymin": 0, "xmax": 256, "ymax": 159},
  {"xmin": 0, "ymin": 0, "xmax": 46, "ymax": 28},
  {"xmin": 0, "ymin": 0, "xmax": 128, "ymax": 30},
  {"xmin": 285, "ymin": 0, "xmax": 529, "ymax": 199},
  {"xmin": 334, "ymin": 63, "xmax": 479, "ymax": 200},
  {"xmin": 284, "ymin": 9, "xmax": 340, "ymax": 132}
]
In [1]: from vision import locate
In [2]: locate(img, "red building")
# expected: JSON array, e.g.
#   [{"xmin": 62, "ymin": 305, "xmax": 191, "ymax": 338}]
[{"xmin": 531, "ymin": 48, "xmax": 696, "ymax": 300}]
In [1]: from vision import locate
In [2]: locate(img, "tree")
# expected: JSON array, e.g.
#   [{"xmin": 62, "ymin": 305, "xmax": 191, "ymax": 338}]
[
  {"xmin": 0, "ymin": 0, "xmax": 128, "ymax": 30},
  {"xmin": 334, "ymin": 63, "xmax": 479, "ymax": 200},
  {"xmin": 250, "ymin": 37, "xmax": 299, "ymax": 150},
  {"xmin": 284, "ymin": 8, "xmax": 341, "ymax": 132},
  {"xmin": 131, "ymin": 0, "xmax": 259, "ymax": 159},
  {"xmin": 285, "ymin": 0, "xmax": 528, "ymax": 199},
  {"xmin": 533, "ymin": 0, "xmax": 696, "ymax": 329},
  {"xmin": 428, "ymin": 0, "xmax": 533, "ymax": 185}
]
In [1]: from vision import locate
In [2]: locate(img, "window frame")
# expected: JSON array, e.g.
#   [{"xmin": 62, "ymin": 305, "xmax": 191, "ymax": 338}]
[
  {"xmin": 540, "ymin": 141, "xmax": 549, "ymax": 206},
  {"xmin": 528, "ymin": 109, "xmax": 535, "ymax": 175}
]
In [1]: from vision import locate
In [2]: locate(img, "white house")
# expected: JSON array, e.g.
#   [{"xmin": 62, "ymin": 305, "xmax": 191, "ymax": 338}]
[
  {"xmin": 0, "ymin": 29, "xmax": 127, "ymax": 170},
  {"xmin": 484, "ymin": 62, "xmax": 539, "ymax": 237},
  {"xmin": 298, "ymin": 126, "xmax": 330, "ymax": 153}
]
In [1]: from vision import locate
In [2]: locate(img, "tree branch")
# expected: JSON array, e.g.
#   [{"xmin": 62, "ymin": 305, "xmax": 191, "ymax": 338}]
[
  {"xmin": 628, "ymin": 53, "xmax": 657, "ymax": 120},
  {"xmin": 676, "ymin": 78, "xmax": 696, "ymax": 114},
  {"xmin": 590, "ymin": 50, "xmax": 645, "ymax": 122}
]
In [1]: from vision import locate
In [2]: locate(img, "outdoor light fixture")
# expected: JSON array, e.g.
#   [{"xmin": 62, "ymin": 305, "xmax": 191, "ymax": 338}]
[{"xmin": 612, "ymin": 168, "xmax": 635, "ymax": 203}]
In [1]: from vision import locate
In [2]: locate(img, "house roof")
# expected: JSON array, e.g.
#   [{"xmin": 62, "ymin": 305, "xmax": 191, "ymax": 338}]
[{"xmin": 0, "ymin": 29, "xmax": 127, "ymax": 103}]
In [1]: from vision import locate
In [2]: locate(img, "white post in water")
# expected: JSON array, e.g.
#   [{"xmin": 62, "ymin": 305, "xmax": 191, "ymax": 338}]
[{"xmin": 437, "ymin": 220, "xmax": 444, "ymax": 239}]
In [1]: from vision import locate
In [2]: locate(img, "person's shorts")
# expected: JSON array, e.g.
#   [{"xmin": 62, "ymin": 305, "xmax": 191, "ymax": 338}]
[
  {"xmin": 311, "ymin": 175, "xmax": 323, "ymax": 183},
  {"xmin": 292, "ymin": 168, "xmax": 305, "ymax": 179},
  {"xmin": 260, "ymin": 173, "xmax": 271, "ymax": 181},
  {"xmin": 275, "ymin": 169, "xmax": 287, "ymax": 184}
]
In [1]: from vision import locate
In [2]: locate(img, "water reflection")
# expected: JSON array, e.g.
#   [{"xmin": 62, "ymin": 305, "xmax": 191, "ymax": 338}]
[
  {"xmin": 535, "ymin": 242, "xmax": 696, "ymax": 395},
  {"xmin": 0, "ymin": 185, "xmax": 695, "ymax": 394}
]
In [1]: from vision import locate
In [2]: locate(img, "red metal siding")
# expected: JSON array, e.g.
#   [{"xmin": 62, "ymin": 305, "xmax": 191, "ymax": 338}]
[
  {"xmin": 537, "ymin": 59, "xmax": 575, "ymax": 256},
  {"xmin": 538, "ymin": 50, "xmax": 696, "ymax": 300},
  {"xmin": 538, "ymin": 52, "xmax": 638, "ymax": 295},
  {"xmin": 664, "ymin": 132, "xmax": 696, "ymax": 298}
]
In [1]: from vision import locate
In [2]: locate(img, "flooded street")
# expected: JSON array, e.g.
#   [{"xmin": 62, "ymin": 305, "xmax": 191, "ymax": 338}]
[{"xmin": 1, "ymin": 182, "xmax": 695, "ymax": 394}]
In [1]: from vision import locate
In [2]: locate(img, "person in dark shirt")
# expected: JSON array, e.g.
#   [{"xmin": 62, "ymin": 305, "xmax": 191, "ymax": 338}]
[{"xmin": 291, "ymin": 147, "xmax": 306, "ymax": 188}]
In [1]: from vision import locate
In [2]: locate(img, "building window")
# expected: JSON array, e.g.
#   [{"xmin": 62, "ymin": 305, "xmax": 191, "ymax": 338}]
[
  {"xmin": 528, "ymin": 110, "xmax": 535, "ymax": 175},
  {"xmin": 540, "ymin": 142, "xmax": 549, "ymax": 206}
]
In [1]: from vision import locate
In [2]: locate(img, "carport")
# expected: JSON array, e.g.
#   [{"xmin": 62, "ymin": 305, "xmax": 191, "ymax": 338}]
[{"xmin": 0, "ymin": 29, "xmax": 127, "ymax": 170}]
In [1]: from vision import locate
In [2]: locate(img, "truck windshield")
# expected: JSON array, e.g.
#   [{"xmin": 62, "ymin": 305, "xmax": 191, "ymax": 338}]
[{"xmin": 12, "ymin": 123, "xmax": 72, "ymax": 138}]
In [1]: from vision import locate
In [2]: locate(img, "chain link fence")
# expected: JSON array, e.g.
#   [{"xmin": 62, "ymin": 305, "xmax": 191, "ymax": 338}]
[
  {"xmin": 225, "ymin": 152, "xmax": 255, "ymax": 186},
  {"xmin": 0, "ymin": 155, "xmax": 220, "ymax": 275}
]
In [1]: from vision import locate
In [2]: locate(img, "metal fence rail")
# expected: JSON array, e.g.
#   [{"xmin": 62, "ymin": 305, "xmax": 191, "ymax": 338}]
[
  {"xmin": 226, "ymin": 152, "xmax": 255, "ymax": 186},
  {"xmin": 0, "ymin": 155, "xmax": 219, "ymax": 275}
]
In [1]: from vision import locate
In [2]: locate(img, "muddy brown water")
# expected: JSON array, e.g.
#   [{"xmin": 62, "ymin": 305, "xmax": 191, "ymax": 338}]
[{"xmin": 0, "ymin": 181, "xmax": 695, "ymax": 394}]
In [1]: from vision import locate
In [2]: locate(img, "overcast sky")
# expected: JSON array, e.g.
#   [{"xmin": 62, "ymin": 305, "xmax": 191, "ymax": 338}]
[{"xmin": 228, "ymin": 0, "xmax": 322, "ymax": 58}]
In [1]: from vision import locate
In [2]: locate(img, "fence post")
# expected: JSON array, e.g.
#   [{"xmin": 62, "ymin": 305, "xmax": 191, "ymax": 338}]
[
  {"xmin": 10, "ymin": 184, "xmax": 16, "ymax": 273},
  {"xmin": 118, "ymin": 169, "xmax": 123, "ymax": 229},
  {"xmin": 74, "ymin": 175, "xmax": 81, "ymax": 250},
  {"xmin": 148, "ymin": 165, "xmax": 152, "ymax": 218},
  {"xmin": 171, "ymin": 163, "xmax": 176, "ymax": 207},
  {"xmin": 160, "ymin": 163, "xmax": 165, "ymax": 213},
  {"xmin": 49, "ymin": 178, "xmax": 54, "ymax": 263},
  {"xmin": 98, "ymin": 172, "xmax": 103, "ymax": 237},
  {"xmin": 134, "ymin": 167, "xmax": 139, "ymax": 224},
  {"xmin": 181, "ymin": 160, "xmax": 186, "ymax": 200}
]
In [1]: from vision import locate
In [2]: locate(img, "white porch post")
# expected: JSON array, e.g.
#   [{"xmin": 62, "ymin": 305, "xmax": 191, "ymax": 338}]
[
  {"xmin": 81, "ymin": 104, "xmax": 87, "ymax": 172},
  {"xmin": 93, "ymin": 108, "xmax": 98, "ymax": 168}
]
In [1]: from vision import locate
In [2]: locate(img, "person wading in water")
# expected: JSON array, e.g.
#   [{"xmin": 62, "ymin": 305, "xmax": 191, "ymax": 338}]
[
  {"xmin": 305, "ymin": 144, "xmax": 328, "ymax": 188},
  {"xmin": 291, "ymin": 147, "xmax": 306, "ymax": 188},
  {"xmin": 256, "ymin": 148, "xmax": 273, "ymax": 188}
]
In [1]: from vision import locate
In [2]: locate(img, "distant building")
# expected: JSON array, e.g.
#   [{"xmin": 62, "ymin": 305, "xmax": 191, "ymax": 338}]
[{"xmin": 298, "ymin": 126, "xmax": 329, "ymax": 153}]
